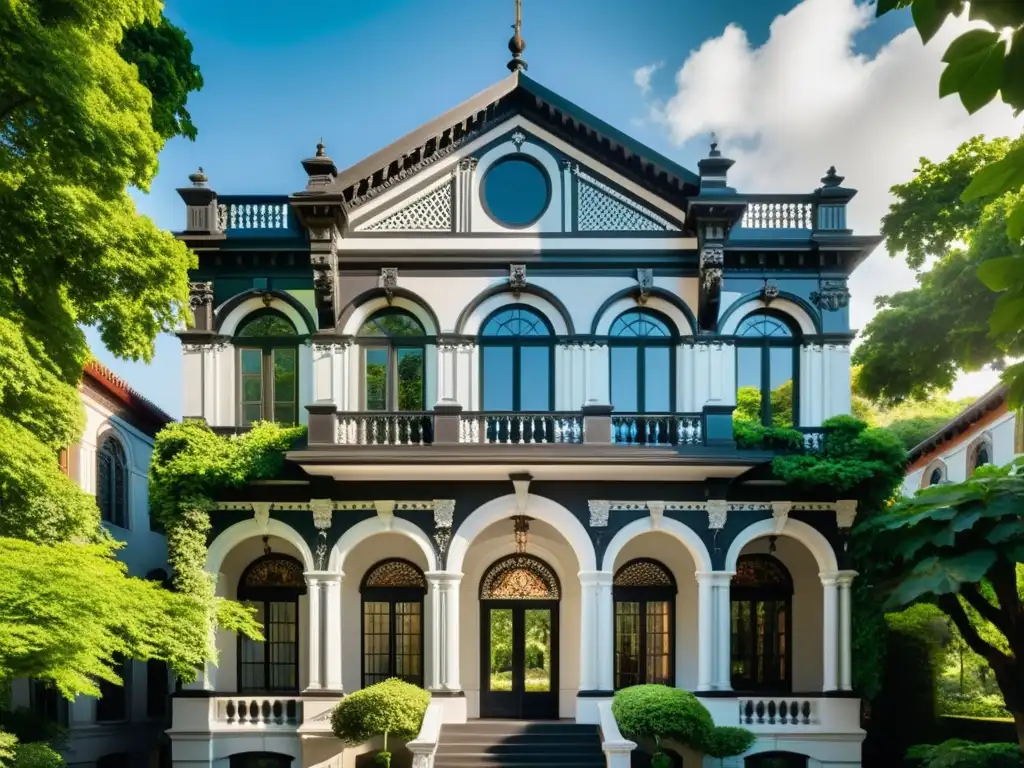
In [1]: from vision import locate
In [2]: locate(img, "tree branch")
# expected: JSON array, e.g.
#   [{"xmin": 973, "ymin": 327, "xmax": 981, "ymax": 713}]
[
  {"xmin": 961, "ymin": 581, "xmax": 1010, "ymax": 636},
  {"xmin": 989, "ymin": 559, "xmax": 1024, "ymax": 651},
  {"xmin": 938, "ymin": 593, "xmax": 1011, "ymax": 668}
]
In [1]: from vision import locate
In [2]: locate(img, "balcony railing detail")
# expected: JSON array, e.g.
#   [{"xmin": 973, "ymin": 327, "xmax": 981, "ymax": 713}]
[
  {"xmin": 217, "ymin": 201, "xmax": 289, "ymax": 231},
  {"xmin": 739, "ymin": 199, "xmax": 814, "ymax": 230},
  {"xmin": 217, "ymin": 697, "xmax": 302, "ymax": 727},
  {"xmin": 612, "ymin": 414, "xmax": 703, "ymax": 446},
  {"xmin": 459, "ymin": 412, "xmax": 583, "ymax": 445},
  {"xmin": 337, "ymin": 413, "xmax": 434, "ymax": 446},
  {"xmin": 738, "ymin": 697, "xmax": 815, "ymax": 726}
]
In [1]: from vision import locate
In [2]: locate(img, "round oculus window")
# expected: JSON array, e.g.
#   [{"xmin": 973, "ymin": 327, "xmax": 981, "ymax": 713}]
[{"xmin": 481, "ymin": 157, "xmax": 550, "ymax": 228}]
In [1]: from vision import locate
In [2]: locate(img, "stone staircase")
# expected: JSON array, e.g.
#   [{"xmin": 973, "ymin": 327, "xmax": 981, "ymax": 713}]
[{"xmin": 434, "ymin": 720, "xmax": 605, "ymax": 768}]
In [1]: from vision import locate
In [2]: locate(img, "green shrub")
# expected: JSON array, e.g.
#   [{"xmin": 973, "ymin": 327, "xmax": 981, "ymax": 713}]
[
  {"xmin": 906, "ymin": 739, "xmax": 1021, "ymax": 768},
  {"xmin": 12, "ymin": 743, "xmax": 64, "ymax": 768},
  {"xmin": 700, "ymin": 726, "xmax": 756, "ymax": 764},
  {"xmin": 612, "ymin": 684, "xmax": 713, "ymax": 763},
  {"xmin": 331, "ymin": 679, "xmax": 429, "ymax": 767}
]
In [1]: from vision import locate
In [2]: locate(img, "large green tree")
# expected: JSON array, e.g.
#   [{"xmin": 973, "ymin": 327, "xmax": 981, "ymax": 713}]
[
  {"xmin": 0, "ymin": 0, "xmax": 224, "ymax": 709},
  {"xmin": 871, "ymin": 1, "xmax": 1024, "ymax": 404}
]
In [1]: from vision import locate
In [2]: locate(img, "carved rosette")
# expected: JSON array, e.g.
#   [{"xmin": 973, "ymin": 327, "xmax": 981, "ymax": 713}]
[
  {"xmin": 510, "ymin": 131, "xmax": 527, "ymax": 151},
  {"xmin": 699, "ymin": 245, "xmax": 724, "ymax": 292},
  {"xmin": 588, "ymin": 500, "xmax": 610, "ymax": 527},
  {"xmin": 811, "ymin": 280, "xmax": 851, "ymax": 311},
  {"xmin": 707, "ymin": 499, "xmax": 728, "ymax": 530}
]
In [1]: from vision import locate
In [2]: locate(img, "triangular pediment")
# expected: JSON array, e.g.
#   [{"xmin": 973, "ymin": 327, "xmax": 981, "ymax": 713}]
[{"xmin": 334, "ymin": 73, "xmax": 698, "ymax": 228}]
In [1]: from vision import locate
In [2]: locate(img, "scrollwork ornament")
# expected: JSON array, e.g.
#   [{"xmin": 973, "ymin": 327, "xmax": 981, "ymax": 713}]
[
  {"xmin": 811, "ymin": 280, "xmax": 851, "ymax": 312},
  {"xmin": 700, "ymin": 245, "xmax": 724, "ymax": 292}
]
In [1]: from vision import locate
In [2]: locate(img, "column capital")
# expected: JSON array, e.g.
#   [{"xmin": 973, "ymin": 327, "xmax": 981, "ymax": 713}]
[
  {"xmin": 578, "ymin": 570, "xmax": 614, "ymax": 586},
  {"xmin": 424, "ymin": 570, "xmax": 463, "ymax": 586},
  {"xmin": 834, "ymin": 569, "xmax": 858, "ymax": 587},
  {"xmin": 819, "ymin": 571, "xmax": 840, "ymax": 587},
  {"xmin": 695, "ymin": 570, "xmax": 734, "ymax": 585},
  {"xmin": 305, "ymin": 570, "xmax": 344, "ymax": 583}
]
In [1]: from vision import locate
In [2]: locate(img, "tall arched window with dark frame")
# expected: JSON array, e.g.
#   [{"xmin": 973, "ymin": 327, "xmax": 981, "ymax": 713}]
[
  {"xmin": 356, "ymin": 308, "xmax": 427, "ymax": 412},
  {"xmin": 361, "ymin": 559, "xmax": 427, "ymax": 689},
  {"xmin": 730, "ymin": 553, "xmax": 793, "ymax": 692},
  {"xmin": 235, "ymin": 311, "xmax": 299, "ymax": 426},
  {"xmin": 237, "ymin": 554, "xmax": 305, "ymax": 693},
  {"xmin": 97, "ymin": 435, "xmax": 128, "ymax": 528},
  {"xmin": 613, "ymin": 558, "xmax": 677, "ymax": 689},
  {"xmin": 479, "ymin": 305, "xmax": 554, "ymax": 411},
  {"xmin": 734, "ymin": 312, "xmax": 799, "ymax": 428}
]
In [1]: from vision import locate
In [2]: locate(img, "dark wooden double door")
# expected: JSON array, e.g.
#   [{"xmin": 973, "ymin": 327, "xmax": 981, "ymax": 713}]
[{"xmin": 480, "ymin": 600, "xmax": 559, "ymax": 719}]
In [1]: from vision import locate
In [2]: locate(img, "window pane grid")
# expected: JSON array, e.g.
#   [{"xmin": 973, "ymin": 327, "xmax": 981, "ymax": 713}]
[
  {"xmin": 645, "ymin": 600, "xmax": 671, "ymax": 686},
  {"xmin": 363, "ymin": 602, "xmax": 392, "ymax": 687},
  {"xmin": 614, "ymin": 601, "xmax": 640, "ymax": 689},
  {"xmin": 239, "ymin": 601, "xmax": 299, "ymax": 693},
  {"xmin": 239, "ymin": 349, "xmax": 264, "ymax": 426},
  {"xmin": 395, "ymin": 601, "xmax": 422, "ymax": 685}
]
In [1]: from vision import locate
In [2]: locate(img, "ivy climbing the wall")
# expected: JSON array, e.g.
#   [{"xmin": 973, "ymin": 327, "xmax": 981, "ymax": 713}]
[{"xmin": 148, "ymin": 420, "xmax": 307, "ymax": 658}]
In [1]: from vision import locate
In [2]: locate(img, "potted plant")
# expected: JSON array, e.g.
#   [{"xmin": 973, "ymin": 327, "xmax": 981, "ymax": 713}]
[
  {"xmin": 700, "ymin": 726, "xmax": 756, "ymax": 766},
  {"xmin": 331, "ymin": 678, "xmax": 430, "ymax": 767},
  {"xmin": 611, "ymin": 685, "xmax": 714, "ymax": 767}
]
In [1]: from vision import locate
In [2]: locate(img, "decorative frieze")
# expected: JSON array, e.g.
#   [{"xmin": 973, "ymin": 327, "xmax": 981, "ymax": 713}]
[{"xmin": 811, "ymin": 280, "xmax": 851, "ymax": 311}]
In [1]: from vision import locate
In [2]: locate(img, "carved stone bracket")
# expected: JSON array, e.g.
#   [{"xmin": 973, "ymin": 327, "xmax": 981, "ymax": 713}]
[
  {"xmin": 647, "ymin": 500, "xmax": 665, "ymax": 530},
  {"xmin": 380, "ymin": 268, "xmax": 398, "ymax": 304},
  {"xmin": 835, "ymin": 499, "xmax": 858, "ymax": 530},
  {"xmin": 310, "ymin": 499, "xmax": 333, "ymax": 570},
  {"xmin": 707, "ymin": 499, "xmax": 728, "ymax": 530},
  {"xmin": 771, "ymin": 501, "xmax": 793, "ymax": 535},
  {"xmin": 251, "ymin": 502, "xmax": 271, "ymax": 534},
  {"xmin": 588, "ymin": 500, "xmax": 610, "ymax": 527},
  {"xmin": 761, "ymin": 281, "xmax": 780, "ymax": 305},
  {"xmin": 188, "ymin": 281, "xmax": 214, "ymax": 330},
  {"xmin": 509, "ymin": 264, "xmax": 527, "ymax": 298},
  {"xmin": 636, "ymin": 268, "xmax": 653, "ymax": 305},
  {"xmin": 699, "ymin": 245, "xmax": 724, "ymax": 292},
  {"xmin": 375, "ymin": 500, "xmax": 396, "ymax": 530},
  {"xmin": 433, "ymin": 499, "xmax": 455, "ymax": 529},
  {"xmin": 811, "ymin": 280, "xmax": 851, "ymax": 312}
]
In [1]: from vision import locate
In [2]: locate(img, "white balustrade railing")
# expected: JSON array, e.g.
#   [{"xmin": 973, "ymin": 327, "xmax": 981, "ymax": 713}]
[
  {"xmin": 738, "ymin": 697, "xmax": 815, "ymax": 726},
  {"xmin": 612, "ymin": 414, "xmax": 703, "ymax": 446},
  {"xmin": 740, "ymin": 201, "xmax": 814, "ymax": 229},
  {"xmin": 217, "ymin": 202, "xmax": 289, "ymax": 230},
  {"xmin": 407, "ymin": 701, "xmax": 444, "ymax": 768},
  {"xmin": 459, "ymin": 412, "xmax": 584, "ymax": 444},
  {"xmin": 337, "ymin": 413, "xmax": 433, "ymax": 445},
  {"xmin": 216, "ymin": 697, "xmax": 302, "ymax": 727},
  {"xmin": 598, "ymin": 700, "xmax": 636, "ymax": 768}
]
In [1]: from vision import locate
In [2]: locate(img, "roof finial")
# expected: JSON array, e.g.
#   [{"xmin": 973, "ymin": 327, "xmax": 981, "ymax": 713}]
[
  {"xmin": 316, "ymin": 138, "xmax": 325, "ymax": 157},
  {"xmin": 507, "ymin": 0, "xmax": 527, "ymax": 73},
  {"xmin": 709, "ymin": 133, "xmax": 721, "ymax": 158}
]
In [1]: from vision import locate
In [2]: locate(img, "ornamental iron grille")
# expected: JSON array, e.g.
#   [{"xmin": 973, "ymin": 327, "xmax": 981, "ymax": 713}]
[
  {"xmin": 364, "ymin": 179, "xmax": 453, "ymax": 232},
  {"xmin": 731, "ymin": 554, "xmax": 793, "ymax": 692},
  {"xmin": 480, "ymin": 554, "xmax": 561, "ymax": 600},
  {"xmin": 237, "ymin": 555, "xmax": 306, "ymax": 694},
  {"xmin": 613, "ymin": 558, "xmax": 676, "ymax": 689},
  {"xmin": 735, "ymin": 311, "xmax": 799, "ymax": 429},
  {"xmin": 576, "ymin": 173, "xmax": 674, "ymax": 232},
  {"xmin": 360, "ymin": 559, "xmax": 426, "ymax": 688}
]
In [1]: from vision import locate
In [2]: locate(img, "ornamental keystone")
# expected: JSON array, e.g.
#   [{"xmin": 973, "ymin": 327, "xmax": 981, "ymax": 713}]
[
  {"xmin": 646, "ymin": 501, "xmax": 665, "ymax": 529},
  {"xmin": 310, "ymin": 499, "xmax": 333, "ymax": 531},
  {"xmin": 251, "ymin": 502, "xmax": 271, "ymax": 533},
  {"xmin": 771, "ymin": 501, "xmax": 793, "ymax": 535},
  {"xmin": 835, "ymin": 500, "xmax": 858, "ymax": 530},
  {"xmin": 375, "ymin": 500, "xmax": 396, "ymax": 529}
]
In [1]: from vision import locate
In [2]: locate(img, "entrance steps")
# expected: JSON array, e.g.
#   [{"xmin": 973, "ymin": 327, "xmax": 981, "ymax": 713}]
[{"xmin": 434, "ymin": 720, "xmax": 605, "ymax": 768}]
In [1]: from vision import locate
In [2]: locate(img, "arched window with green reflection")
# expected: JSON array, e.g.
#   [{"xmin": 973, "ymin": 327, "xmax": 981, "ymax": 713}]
[
  {"xmin": 357, "ymin": 309, "xmax": 426, "ymax": 411},
  {"xmin": 235, "ymin": 311, "xmax": 299, "ymax": 426},
  {"xmin": 734, "ymin": 312, "xmax": 798, "ymax": 427},
  {"xmin": 608, "ymin": 309, "xmax": 674, "ymax": 414}
]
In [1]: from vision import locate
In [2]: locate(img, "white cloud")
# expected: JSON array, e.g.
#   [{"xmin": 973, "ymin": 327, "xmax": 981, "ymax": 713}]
[
  {"xmin": 633, "ymin": 61, "xmax": 663, "ymax": 96},
  {"xmin": 640, "ymin": 0, "xmax": 1023, "ymax": 399}
]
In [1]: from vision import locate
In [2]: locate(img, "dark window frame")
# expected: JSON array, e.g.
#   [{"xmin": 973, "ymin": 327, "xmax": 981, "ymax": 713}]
[
  {"xmin": 730, "ymin": 554, "xmax": 794, "ymax": 693},
  {"xmin": 235, "ymin": 309, "xmax": 300, "ymax": 426},
  {"xmin": 480, "ymin": 155, "xmax": 553, "ymax": 229},
  {"xmin": 735, "ymin": 311, "xmax": 801, "ymax": 428},
  {"xmin": 612, "ymin": 558, "xmax": 678, "ymax": 690},
  {"xmin": 236, "ymin": 554, "xmax": 306, "ymax": 695},
  {"xmin": 359, "ymin": 558, "xmax": 427, "ymax": 689},
  {"xmin": 607, "ymin": 309, "xmax": 677, "ymax": 414},
  {"xmin": 356, "ymin": 308, "xmax": 428, "ymax": 412},
  {"xmin": 96, "ymin": 655, "xmax": 129, "ymax": 724},
  {"xmin": 97, "ymin": 435, "xmax": 129, "ymax": 529},
  {"xmin": 478, "ymin": 305, "xmax": 555, "ymax": 412}
]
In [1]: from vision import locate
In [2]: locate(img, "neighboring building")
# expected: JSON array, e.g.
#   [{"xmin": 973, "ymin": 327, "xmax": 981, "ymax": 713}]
[
  {"xmin": 903, "ymin": 384, "xmax": 1023, "ymax": 495},
  {"xmin": 10, "ymin": 360, "xmax": 174, "ymax": 768},
  {"xmin": 168, "ymin": 53, "xmax": 880, "ymax": 768}
]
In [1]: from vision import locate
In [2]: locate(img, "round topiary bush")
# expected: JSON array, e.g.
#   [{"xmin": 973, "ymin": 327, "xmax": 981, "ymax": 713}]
[
  {"xmin": 13, "ymin": 742, "xmax": 64, "ymax": 768},
  {"xmin": 612, "ymin": 684, "xmax": 714, "ymax": 761},
  {"xmin": 700, "ymin": 726, "xmax": 756, "ymax": 765},
  {"xmin": 331, "ymin": 678, "xmax": 430, "ymax": 767}
]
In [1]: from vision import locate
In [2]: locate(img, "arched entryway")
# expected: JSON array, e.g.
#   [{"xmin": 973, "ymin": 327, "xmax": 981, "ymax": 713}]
[{"xmin": 479, "ymin": 553, "xmax": 560, "ymax": 719}]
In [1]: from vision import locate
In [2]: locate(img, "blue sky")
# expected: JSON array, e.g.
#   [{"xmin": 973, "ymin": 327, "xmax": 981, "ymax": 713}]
[{"xmin": 96, "ymin": 0, "xmax": 1009, "ymax": 417}]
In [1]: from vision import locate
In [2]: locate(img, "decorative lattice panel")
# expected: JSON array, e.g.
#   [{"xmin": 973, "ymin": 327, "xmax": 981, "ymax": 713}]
[
  {"xmin": 733, "ymin": 554, "xmax": 792, "ymax": 588},
  {"xmin": 364, "ymin": 559, "xmax": 427, "ymax": 589},
  {"xmin": 481, "ymin": 555, "xmax": 560, "ymax": 600},
  {"xmin": 363, "ymin": 179, "xmax": 453, "ymax": 232},
  {"xmin": 739, "ymin": 202, "xmax": 813, "ymax": 229},
  {"xmin": 576, "ymin": 171, "xmax": 678, "ymax": 232},
  {"xmin": 244, "ymin": 556, "xmax": 305, "ymax": 589},
  {"xmin": 614, "ymin": 559, "xmax": 675, "ymax": 588}
]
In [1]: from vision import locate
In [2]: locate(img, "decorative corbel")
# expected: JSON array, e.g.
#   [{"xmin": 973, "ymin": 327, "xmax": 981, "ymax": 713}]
[
  {"xmin": 761, "ymin": 280, "xmax": 780, "ymax": 305},
  {"xmin": 375, "ymin": 500, "xmax": 396, "ymax": 530},
  {"xmin": 835, "ymin": 499, "xmax": 858, "ymax": 530},
  {"xmin": 380, "ymin": 268, "xmax": 398, "ymax": 304},
  {"xmin": 509, "ymin": 264, "xmax": 527, "ymax": 298},
  {"xmin": 432, "ymin": 499, "xmax": 455, "ymax": 529},
  {"xmin": 811, "ymin": 280, "xmax": 851, "ymax": 312},
  {"xmin": 771, "ymin": 501, "xmax": 793, "ymax": 535},
  {"xmin": 647, "ymin": 501, "xmax": 665, "ymax": 530},
  {"xmin": 636, "ymin": 269, "xmax": 653, "ymax": 305},
  {"xmin": 699, "ymin": 245, "xmax": 724, "ymax": 293},
  {"xmin": 310, "ymin": 499, "xmax": 333, "ymax": 571},
  {"xmin": 707, "ymin": 499, "xmax": 728, "ymax": 531},
  {"xmin": 251, "ymin": 502, "xmax": 271, "ymax": 535},
  {"xmin": 510, "ymin": 472, "xmax": 531, "ymax": 514},
  {"xmin": 588, "ymin": 500, "xmax": 610, "ymax": 527}
]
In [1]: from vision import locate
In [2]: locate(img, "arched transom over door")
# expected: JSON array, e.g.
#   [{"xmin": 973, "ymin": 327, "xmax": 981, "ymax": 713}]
[
  {"xmin": 360, "ymin": 558, "xmax": 427, "ymax": 689},
  {"xmin": 613, "ymin": 558, "xmax": 677, "ymax": 689},
  {"xmin": 479, "ymin": 554, "xmax": 560, "ymax": 720}
]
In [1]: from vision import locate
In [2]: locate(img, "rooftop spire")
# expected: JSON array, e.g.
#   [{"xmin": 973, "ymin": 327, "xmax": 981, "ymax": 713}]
[{"xmin": 507, "ymin": 0, "xmax": 527, "ymax": 73}]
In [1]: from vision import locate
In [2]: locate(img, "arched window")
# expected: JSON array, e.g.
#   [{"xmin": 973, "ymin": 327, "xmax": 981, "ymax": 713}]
[
  {"xmin": 479, "ymin": 305, "xmax": 553, "ymax": 412},
  {"xmin": 924, "ymin": 461, "xmax": 946, "ymax": 488},
  {"xmin": 237, "ymin": 554, "xmax": 305, "ymax": 693},
  {"xmin": 361, "ymin": 559, "xmax": 427, "ymax": 688},
  {"xmin": 613, "ymin": 559, "xmax": 677, "ymax": 689},
  {"xmin": 969, "ymin": 439, "xmax": 992, "ymax": 475},
  {"xmin": 357, "ymin": 309, "xmax": 426, "ymax": 411},
  {"xmin": 609, "ymin": 310, "xmax": 674, "ymax": 415},
  {"xmin": 735, "ymin": 312, "xmax": 799, "ymax": 428},
  {"xmin": 235, "ymin": 311, "xmax": 299, "ymax": 426},
  {"xmin": 97, "ymin": 436, "xmax": 128, "ymax": 528},
  {"xmin": 731, "ymin": 554, "xmax": 793, "ymax": 692}
]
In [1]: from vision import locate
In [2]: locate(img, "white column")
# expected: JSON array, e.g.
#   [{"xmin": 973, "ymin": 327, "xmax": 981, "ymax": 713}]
[
  {"xmin": 837, "ymin": 570, "xmax": 857, "ymax": 691},
  {"xmin": 596, "ymin": 572, "xmax": 614, "ymax": 691},
  {"xmin": 821, "ymin": 571, "xmax": 839, "ymax": 692},
  {"xmin": 587, "ymin": 344, "xmax": 610, "ymax": 406},
  {"xmin": 322, "ymin": 573, "xmax": 343, "ymax": 692},
  {"xmin": 436, "ymin": 344, "xmax": 458, "ymax": 405},
  {"xmin": 695, "ymin": 572, "xmax": 714, "ymax": 691},
  {"xmin": 304, "ymin": 574, "xmax": 322, "ymax": 691},
  {"xmin": 313, "ymin": 344, "xmax": 333, "ymax": 402},
  {"xmin": 713, "ymin": 572, "xmax": 734, "ymax": 691},
  {"xmin": 426, "ymin": 572, "xmax": 462, "ymax": 691},
  {"xmin": 578, "ymin": 572, "xmax": 611, "ymax": 691}
]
